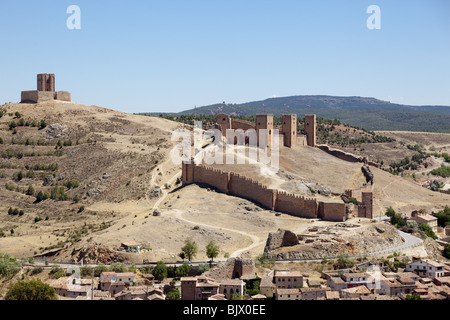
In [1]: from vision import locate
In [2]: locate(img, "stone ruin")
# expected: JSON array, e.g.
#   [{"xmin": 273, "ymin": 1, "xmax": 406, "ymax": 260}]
[
  {"xmin": 21, "ymin": 73, "xmax": 71, "ymax": 103},
  {"xmin": 204, "ymin": 253, "xmax": 256, "ymax": 280}
]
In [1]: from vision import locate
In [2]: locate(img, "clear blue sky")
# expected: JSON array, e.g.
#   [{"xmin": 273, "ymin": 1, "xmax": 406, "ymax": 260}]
[{"xmin": 0, "ymin": 0, "xmax": 449, "ymax": 113}]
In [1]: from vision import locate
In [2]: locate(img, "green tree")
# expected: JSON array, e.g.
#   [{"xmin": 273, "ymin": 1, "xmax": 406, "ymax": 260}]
[
  {"xmin": 385, "ymin": 206, "xmax": 396, "ymax": 217},
  {"xmin": 175, "ymin": 263, "xmax": 190, "ymax": 278},
  {"xmin": 181, "ymin": 239, "xmax": 198, "ymax": 262},
  {"xmin": 5, "ymin": 279, "xmax": 57, "ymax": 300},
  {"xmin": 443, "ymin": 243, "xmax": 450, "ymax": 259},
  {"xmin": 389, "ymin": 213, "xmax": 406, "ymax": 228},
  {"xmin": 419, "ymin": 224, "xmax": 438, "ymax": 240},
  {"xmin": 206, "ymin": 241, "xmax": 220, "ymax": 266},
  {"xmin": 152, "ymin": 261, "xmax": 167, "ymax": 281},
  {"xmin": 110, "ymin": 262, "xmax": 126, "ymax": 273},
  {"xmin": 335, "ymin": 253, "xmax": 355, "ymax": 269},
  {"xmin": 0, "ymin": 254, "xmax": 20, "ymax": 278},
  {"xmin": 94, "ymin": 265, "xmax": 109, "ymax": 277},
  {"xmin": 405, "ymin": 293, "xmax": 424, "ymax": 300},
  {"xmin": 231, "ymin": 292, "xmax": 243, "ymax": 300},
  {"xmin": 166, "ymin": 288, "xmax": 181, "ymax": 300}
]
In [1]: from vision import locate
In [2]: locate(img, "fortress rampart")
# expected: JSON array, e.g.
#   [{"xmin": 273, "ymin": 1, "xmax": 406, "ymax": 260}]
[{"xmin": 182, "ymin": 162, "xmax": 347, "ymax": 221}]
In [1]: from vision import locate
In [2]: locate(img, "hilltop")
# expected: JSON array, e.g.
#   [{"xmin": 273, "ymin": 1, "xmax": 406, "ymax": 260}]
[{"xmin": 152, "ymin": 95, "xmax": 450, "ymax": 133}]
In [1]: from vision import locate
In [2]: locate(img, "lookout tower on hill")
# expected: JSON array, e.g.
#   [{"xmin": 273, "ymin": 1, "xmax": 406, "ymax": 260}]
[{"xmin": 21, "ymin": 74, "xmax": 71, "ymax": 103}]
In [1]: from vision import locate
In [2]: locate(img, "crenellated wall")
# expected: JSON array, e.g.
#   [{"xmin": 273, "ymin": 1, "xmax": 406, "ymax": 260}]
[
  {"xmin": 275, "ymin": 191, "xmax": 318, "ymax": 218},
  {"xmin": 182, "ymin": 161, "xmax": 347, "ymax": 221},
  {"xmin": 229, "ymin": 172, "xmax": 276, "ymax": 210},
  {"xmin": 193, "ymin": 165, "xmax": 230, "ymax": 194}
]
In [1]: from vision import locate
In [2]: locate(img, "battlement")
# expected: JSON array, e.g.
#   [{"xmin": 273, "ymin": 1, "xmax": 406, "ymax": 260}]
[{"xmin": 182, "ymin": 161, "xmax": 346, "ymax": 221}]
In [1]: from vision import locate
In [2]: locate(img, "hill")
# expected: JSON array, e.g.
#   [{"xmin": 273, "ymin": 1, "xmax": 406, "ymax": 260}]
[
  {"xmin": 1, "ymin": 101, "xmax": 448, "ymax": 264},
  {"xmin": 169, "ymin": 95, "xmax": 450, "ymax": 133}
]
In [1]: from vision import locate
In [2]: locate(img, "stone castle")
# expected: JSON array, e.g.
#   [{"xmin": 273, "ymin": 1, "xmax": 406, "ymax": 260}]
[
  {"xmin": 214, "ymin": 113, "xmax": 316, "ymax": 148},
  {"xmin": 21, "ymin": 74, "xmax": 71, "ymax": 103},
  {"xmin": 182, "ymin": 112, "xmax": 374, "ymax": 222}
]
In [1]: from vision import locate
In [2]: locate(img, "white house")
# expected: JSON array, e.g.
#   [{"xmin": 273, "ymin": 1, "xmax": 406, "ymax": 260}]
[{"xmin": 405, "ymin": 260, "xmax": 445, "ymax": 279}]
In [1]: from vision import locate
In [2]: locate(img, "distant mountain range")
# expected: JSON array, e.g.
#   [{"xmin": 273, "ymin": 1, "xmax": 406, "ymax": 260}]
[{"xmin": 148, "ymin": 95, "xmax": 450, "ymax": 133}]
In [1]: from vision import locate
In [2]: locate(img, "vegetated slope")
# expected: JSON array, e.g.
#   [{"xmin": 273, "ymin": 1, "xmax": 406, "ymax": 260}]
[
  {"xmin": 0, "ymin": 101, "xmax": 182, "ymax": 259},
  {"xmin": 173, "ymin": 95, "xmax": 450, "ymax": 132}
]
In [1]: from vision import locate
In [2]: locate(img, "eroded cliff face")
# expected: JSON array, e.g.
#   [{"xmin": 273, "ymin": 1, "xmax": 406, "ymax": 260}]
[{"xmin": 264, "ymin": 222, "xmax": 404, "ymax": 260}]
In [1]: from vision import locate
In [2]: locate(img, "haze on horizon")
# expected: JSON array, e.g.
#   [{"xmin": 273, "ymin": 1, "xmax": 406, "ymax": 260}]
[{"xmin": 0, "ymin": 0, "xmax": 449, "ymax": 114}]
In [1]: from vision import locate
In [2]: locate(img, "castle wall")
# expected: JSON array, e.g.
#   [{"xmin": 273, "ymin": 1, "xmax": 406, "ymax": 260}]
[
  {"xmin": 21, "ymin": 90, "xmax": 54, "ymax": 103},
  {"xmin": 275, "ymin": 191, "xmax": 318, "ymax": 218},
  {"xmin": 318, "ymin": 202, "xmax": 346, "ymax": 221},
  {"xmin": 182, "ymin": 162, "xmax": 348, "ymax": 221},
  {"xmin": 317, "ymin": 145, "xmax": 364, "ymax": 163},
  {"xmin": 55, "ymin": 91, "xmax": 71, "ymax": 102},
  {"xmin": 229, "ymin": 173, "xmax": 275, "ymax": 210},
  {"xmin": 193, "ymin": 165, "xmax": 229, "ymax": 194},
  {"xmin": 231, "ymin": 119, "xmax": 255, "ymax": 131}
]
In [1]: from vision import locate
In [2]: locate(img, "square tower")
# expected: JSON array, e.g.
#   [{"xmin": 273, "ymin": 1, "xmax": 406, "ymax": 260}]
[
  {"xmin": 255, "ymin": 114, "xmax": 273, "ymax": 149},
  {"xmin": 361, "ymin": 192, "xmax": 373, "ymax": 219},
  {"xmin": 37, "ymin": 74, "xmax": 55, "ymax": 92},
  {"xmin": 282, "ymin": 114, "xmax": 297, "ymax": 148},
  {"xmin": 304, "ymin": 114, "xmax": 316, "ymax": 147}
]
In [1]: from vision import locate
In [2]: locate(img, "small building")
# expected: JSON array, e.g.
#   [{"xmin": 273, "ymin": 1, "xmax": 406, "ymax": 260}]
[
  {"xmin": 299, "ymin": 287, "xmax": 330, "ymax": 300},
  {"xmin": 259, "ymin": 277, "xmax": 275, "ymax": 298},
  {"xmin": 217, "ymin": 279, "xmax": 245, "ymax": 300},
  {"xmin": 341, "ymin": 285, "xmax": 371, "ymax": 299},
  {"xmin": 405, "ymin": 260, "xmax": 445, "ymax": 279},
  {"xmin": 273, "ymin": 270, "xmax": 303, "ymax": 289},
  {"xmin": 275, "ymin": 288, "xmax": 302, "ymax": 300},
  {"xmin": 116, "ymin": 272, "xmax": 136, "ymax": 284},
  {"xmin": 120, "ymin": 241, "xmax": 142, "ymax": 253},
  {"xmin": 410, "ymin": 211, "xmax": 438, "ymax": 233},
  {"xmin": 180, "ymin": 276, "xmax": 220, "ymax": 301}
]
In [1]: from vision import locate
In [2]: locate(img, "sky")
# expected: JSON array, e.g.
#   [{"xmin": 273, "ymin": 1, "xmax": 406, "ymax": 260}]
[{"xmin": 0, "ymin": 0, "xmax": 449, "ymax": 113}]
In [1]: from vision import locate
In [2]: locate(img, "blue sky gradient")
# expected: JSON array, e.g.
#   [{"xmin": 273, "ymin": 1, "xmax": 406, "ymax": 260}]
[{"xmin": 0, "ymin": 0, "xmax": 449, "ymax": 113}]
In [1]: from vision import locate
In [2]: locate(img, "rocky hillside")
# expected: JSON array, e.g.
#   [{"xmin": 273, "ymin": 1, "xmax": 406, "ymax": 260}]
[
  {"xmin": 264, "ymin": 222, "xmax": 404, "ymax": 260},
  {"xmin": 0, "ymin": 101, "xmax": 183, "ymax": 259}
]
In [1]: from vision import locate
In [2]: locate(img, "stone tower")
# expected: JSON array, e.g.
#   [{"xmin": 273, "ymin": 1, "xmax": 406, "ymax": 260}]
[
  {"xmin": 304, "ymin": 114, "xmax": 316, "ymax": 147},
  {"xmin": 361, "ymin": 192, "xmax": 373, "ymax": 219},
  {"xmin": 37, "ymin": 73, "xmax": 55, "ymax": 92},
  {"xmin": 255, "ymin": 114, "xmax": 273, "ymax": 149},
  {"xmin": 215, "ymin": 113, "xmax": 231, "ymax": 138},
  {"xmin": 181, "ymin": 159, "xmax": 194, "ymax": 185},
  {"xmin": 282, "ymin": 114, "xmax": 297, "ymax": 148}
]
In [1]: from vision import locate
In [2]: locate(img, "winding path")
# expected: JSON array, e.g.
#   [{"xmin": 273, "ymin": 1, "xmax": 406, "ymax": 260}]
[{"xmin": 172, "ymin": 209, "xmax": 262, "ymax": 258}]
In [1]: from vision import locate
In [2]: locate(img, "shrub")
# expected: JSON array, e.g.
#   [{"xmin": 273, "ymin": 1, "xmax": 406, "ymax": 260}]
[
  {"xmin": 49, "ymin": 267, "xmax": 65, "ymax": 279},
  {"xmin": 39, "ymin": 120, "xmax": 47, "ymax": 130},
  {"xmin": 5, "ymin": 279, "xmax": 57, "ymax": 300},
  {"xmin": 419, "ymin": 224, "xmax": 438, "ymax": 240},
  {"xmin": 50, "ymin": 186, "xmax": 69, "ymax": 201},
  {"xmin": 444, "ymin": 243, "xmax": 450, "ymax": 259},
  {"xmin": 0, "ymin": 254, "xmax": 20, "ymax": 277},
  {"xmin": 35, "ymin": 191, "xmax": 50, "ymax": 202},
  {"xmin": 65, "ymin": 179, "xmax": 80, "ymax": 189}
]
